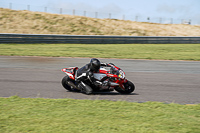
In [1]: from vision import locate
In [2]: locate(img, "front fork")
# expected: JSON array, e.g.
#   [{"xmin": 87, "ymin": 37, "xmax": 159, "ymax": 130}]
[{"xmin": 118, "ymin": 78, "xmax": 128, "ymax": 90}]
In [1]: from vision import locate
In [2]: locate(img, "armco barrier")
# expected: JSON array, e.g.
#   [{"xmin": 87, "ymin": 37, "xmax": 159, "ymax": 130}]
[{"xmin": 0, "ymin": 33, "xmax": 200, "ymax": 44}]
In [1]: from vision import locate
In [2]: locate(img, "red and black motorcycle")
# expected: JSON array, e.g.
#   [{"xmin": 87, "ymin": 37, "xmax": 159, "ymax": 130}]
[{"xmin": 61, "ymin": 63, "xmax": 135, "ymax": 94}]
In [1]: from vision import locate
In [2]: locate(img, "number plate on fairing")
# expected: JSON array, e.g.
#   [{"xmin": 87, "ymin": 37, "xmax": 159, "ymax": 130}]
[{"xmin": 93, "ymin": 73, "xmax": 107, "ymax": 80}]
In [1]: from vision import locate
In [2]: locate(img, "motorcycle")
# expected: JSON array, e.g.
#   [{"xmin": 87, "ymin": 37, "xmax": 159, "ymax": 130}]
[{"xmin": 61, "ymin": 63, "xmax": 135, "ymax": 94}]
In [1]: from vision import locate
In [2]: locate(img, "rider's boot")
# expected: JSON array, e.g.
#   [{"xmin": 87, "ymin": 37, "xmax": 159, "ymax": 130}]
[{"xmin": 78, "ymin": 81, "xmax": 93, "ymax": 95}]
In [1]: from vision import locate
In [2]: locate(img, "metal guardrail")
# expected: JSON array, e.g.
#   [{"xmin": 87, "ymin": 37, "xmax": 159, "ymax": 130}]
[{"xmin": 0, "ymin": 33, "xmax": 200, "ymax": 44}]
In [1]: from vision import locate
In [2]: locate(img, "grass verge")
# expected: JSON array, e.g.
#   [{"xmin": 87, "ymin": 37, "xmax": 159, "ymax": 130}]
[
  {"xmin": 0, "ymin": 96, "xmax": 200, "ymax": 133},
  {"xmin": 0, "ymin": 44, "xmax": 200, "ymax": 61}
]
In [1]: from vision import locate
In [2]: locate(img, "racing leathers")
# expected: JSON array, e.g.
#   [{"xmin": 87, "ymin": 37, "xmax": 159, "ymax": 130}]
[{"xmin": 75, "ymin": 58, "xmax": 102, "ymax": 94}]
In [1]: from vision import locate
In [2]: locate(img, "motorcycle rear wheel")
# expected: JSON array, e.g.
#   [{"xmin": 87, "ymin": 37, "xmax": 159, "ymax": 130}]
[{"xmin": 115, "ymin": 80, "xmax": 135, "ymax": 94}]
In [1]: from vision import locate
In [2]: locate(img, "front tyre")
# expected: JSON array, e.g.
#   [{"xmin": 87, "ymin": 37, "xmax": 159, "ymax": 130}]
[
  {"xmin": 115, "ymin": 80, "xmax": 135, "ymax": 94},
  {"xmin": 61, "ymin": 76, "xmax": 76, "ymax": 91}
]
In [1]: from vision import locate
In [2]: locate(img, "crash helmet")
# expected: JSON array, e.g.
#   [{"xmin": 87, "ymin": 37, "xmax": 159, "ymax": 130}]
[{"xmin": 90, "ymin": 58, "xmax": 100, "ymax": 72}]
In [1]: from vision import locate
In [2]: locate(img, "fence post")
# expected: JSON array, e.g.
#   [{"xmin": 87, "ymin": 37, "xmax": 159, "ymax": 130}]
[
  {"xmin": 171, "ymin": 18, "xmax": 173, "ymax": 24},
  {"xmin": 9, "ymin": 3, "xmax": 12, "ymax": 9},
  {"xmin": 60, "ymin": 8, "xmax": 62, "ymax": 14},
  {"xmin": 123, "ymin": 15, "xmax": 125, "ymax": 20},
  {"xmin": 27, "ymin": 5, "xmax": 30, "ymax": 11},
  {"xmin": 84, "ymin": 11, "xmax": 86, "ymax": 17},
  {"xmin": 135, "ymin": 16, "xmax": 138, "ymax": 22},
  {"xmin": 159, "ymin": 18, "xmax": 162, "ymax": 24},
  {"xmin": 73, "ymin": 9, "xmax": 75, "ymax": 15},
  {"xmin": 95, "ymin": 12, "xmax": 98, "ymax": 18},
  {"xmin": 44, "ymin": 7, "xmax": 47, "ymax": 12},
  {"xmin": 109, "ymin": 13, "xmax": 111, "ymax": 19}
]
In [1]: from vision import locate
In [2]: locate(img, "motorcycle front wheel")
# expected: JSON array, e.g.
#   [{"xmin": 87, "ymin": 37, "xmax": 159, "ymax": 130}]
[
  {"xmin": 62, "ymin": 76, "xmax": 80, "ymax": 92},
  {"xmin": 115, "ymin": 80, "xmax": 135, "ymax": 94},
  {"xmin": 62, "ymin": 76, "xmax": 73, "ymax": 91}
]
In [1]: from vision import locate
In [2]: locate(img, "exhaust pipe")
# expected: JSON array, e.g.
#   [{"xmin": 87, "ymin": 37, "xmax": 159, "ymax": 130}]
[
  {"xmin": 66, "ymin": 81, "xmax": 80, "ymax": 90},
  {"xmin": 109, "ymin": 82, "xmax": 119, "ymax": 86}
]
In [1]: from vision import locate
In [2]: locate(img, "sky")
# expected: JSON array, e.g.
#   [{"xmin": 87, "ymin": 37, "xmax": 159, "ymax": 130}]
[{"xmin": 1, "ymin": 0, "xmax": 200, "ymax": 25}]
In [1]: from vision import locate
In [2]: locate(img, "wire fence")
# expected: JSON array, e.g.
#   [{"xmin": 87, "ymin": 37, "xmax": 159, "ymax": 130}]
[{"xmin": 0, "ymin": 2, "xmax": 192, "ymax": 25}]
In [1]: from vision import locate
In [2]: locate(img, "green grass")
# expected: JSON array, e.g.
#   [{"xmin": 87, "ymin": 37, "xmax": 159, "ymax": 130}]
[
  {"xmin": 0, "ymin": 44, "xmax": 200, "ymax": 61},
  {"xmin": 0, "ymin": 96, "xmax": 200, "ymax": 133}
]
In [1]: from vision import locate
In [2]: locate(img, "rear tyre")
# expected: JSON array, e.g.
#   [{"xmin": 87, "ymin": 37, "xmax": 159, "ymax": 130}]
[
  {"xmin": 61, "ymin": 76, "xmax": 79, "ymax": 91},
  {"xmin": 115, "ymin": 80, "xmax": 135, "ymax": 94}
]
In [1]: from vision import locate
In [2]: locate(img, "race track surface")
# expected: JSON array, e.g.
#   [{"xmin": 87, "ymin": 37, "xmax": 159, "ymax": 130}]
[{"xmin": 0, "ymin": 56, "xmax": 200, "ymax": 104}]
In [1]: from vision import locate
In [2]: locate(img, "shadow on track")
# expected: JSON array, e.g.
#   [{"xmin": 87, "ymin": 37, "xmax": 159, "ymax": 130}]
[{"xmin": 66, "ymin": 91, "xmax": 138, "ymax": 96}]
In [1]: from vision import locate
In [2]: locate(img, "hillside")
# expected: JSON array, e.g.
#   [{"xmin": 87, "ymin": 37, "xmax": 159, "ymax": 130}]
[{"xmin": 0, "ymin": 8, "xmax": 200, "ymax": 36}]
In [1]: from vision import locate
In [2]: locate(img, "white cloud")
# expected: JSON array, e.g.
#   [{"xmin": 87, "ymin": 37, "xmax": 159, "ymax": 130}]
[
  {"xmin": 97, "ymin": 3, "xmax": 122, "ymax": 14},
  {"xmin": 157, "ymin": 4, "xmax": 191, "ymax": 14},
  {"xmin": 48, "ymin": 1, "xmax": 122, "ymax": 13}
]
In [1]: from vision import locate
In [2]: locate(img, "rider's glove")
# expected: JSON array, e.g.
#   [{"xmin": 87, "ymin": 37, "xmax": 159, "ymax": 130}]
[{"xmin": 101, "ymin": 62, "xmax": 107, "ymax": 66}]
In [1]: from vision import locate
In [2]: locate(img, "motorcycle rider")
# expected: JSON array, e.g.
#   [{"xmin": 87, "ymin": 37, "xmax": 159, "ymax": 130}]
[{"xmin": 75, "ymin": 58, "xmax": 103, "ymax": 94}]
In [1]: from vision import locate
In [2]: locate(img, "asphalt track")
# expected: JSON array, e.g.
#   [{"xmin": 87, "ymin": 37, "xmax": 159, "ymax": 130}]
[{"xmin": 0, "ymin": 56, "xmax": 200, "ymax": 104}]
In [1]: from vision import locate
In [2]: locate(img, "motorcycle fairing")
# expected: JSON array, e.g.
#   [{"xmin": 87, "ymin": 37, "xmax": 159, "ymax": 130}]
[{"xmin": 61, "ymin": 67, "xmax": 78, "ymax": 80}]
